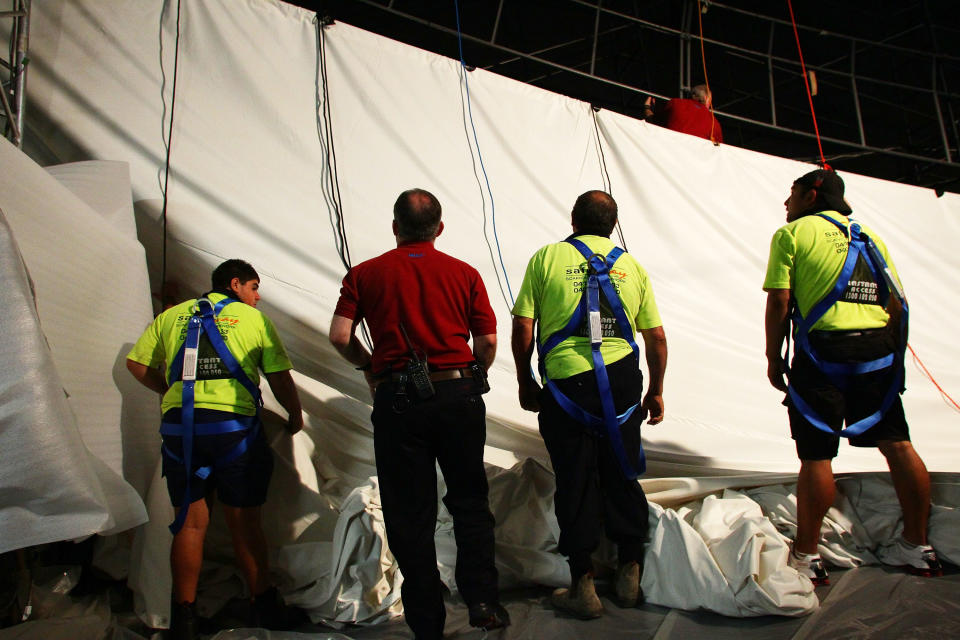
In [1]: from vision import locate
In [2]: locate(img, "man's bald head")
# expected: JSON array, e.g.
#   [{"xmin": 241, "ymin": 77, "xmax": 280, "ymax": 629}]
[
  {"xmin": 571, "ymin": 190, "xmax": 618, "ymax": 237},
  {"xmin": 394, "ymin": 188, "xmax": 442, "ymax": 242}
]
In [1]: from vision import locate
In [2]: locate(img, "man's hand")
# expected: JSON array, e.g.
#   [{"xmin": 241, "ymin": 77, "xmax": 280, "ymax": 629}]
[
  {"xmin": 640, "ymin": 392, "xmax": 664, "ymax": 425},
  {"xmin": 265, "ymin": 370, "xmax": 304, "ymax": 436},
  {"xmin": 286, "ymin": 412, "xmax": 304, "ymax": 435},
  {"xmin": 511, "ymin": 316, "xmax": 541, "ymax": 412},
  {"xmin": 767, "ymin": 355, "xmax": 788, "ymax": 392},
  {"xmin": 518, "ymin": 375, "xmax": 541, "ymax": 413}
]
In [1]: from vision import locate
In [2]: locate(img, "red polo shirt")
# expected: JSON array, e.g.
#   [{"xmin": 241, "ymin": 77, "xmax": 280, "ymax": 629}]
[
  {"xmin": 653, "ymin": 98, "xmax": 723, "ymax": 143},
  {"xmin": 334, "ymin": 241, "xmax": 497, "ymax": 372}
]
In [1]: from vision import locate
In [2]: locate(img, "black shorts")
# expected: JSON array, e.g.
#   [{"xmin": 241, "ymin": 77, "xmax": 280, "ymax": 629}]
[
  {"xmin": 161, "ymin": 408, "xmax": 274, "ymax": 508},
  {"xmin": 787, "ymin": 328, "xmax": 910, "ymax": 461}
]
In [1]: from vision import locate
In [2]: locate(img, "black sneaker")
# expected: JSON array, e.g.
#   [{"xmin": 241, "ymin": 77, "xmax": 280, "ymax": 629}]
[{"xmin": 468, "ymin": 602, "xmax": 511, "ymax": 630}]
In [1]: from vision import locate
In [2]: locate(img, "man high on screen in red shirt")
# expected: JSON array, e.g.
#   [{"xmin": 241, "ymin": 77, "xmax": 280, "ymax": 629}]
[{"xmin": 644, "ymin": 84, "xmax": 723, "ymax": 144}]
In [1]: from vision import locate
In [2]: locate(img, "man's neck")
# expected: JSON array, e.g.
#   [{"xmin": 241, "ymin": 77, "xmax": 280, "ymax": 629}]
[{"xmin": 396, "ymin": 237, "xmax": 436, "ymax": 248}]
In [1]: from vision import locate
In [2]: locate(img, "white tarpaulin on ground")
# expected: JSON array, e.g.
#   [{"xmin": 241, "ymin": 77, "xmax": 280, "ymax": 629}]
[{"xmin": 5, "ymin": 0, "xmax": 959, "ymax": 629}]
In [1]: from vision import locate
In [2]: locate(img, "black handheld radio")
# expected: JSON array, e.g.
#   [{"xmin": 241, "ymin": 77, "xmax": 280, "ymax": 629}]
[{"xmin": 399, "ymin": 322, "xmax": 435, "ymax": 400}]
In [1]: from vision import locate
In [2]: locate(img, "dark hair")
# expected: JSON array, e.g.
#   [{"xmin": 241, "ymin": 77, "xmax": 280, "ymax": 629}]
[
  {"xmin": 571, "ymin": 190, "xmax": 618, "ymax": 237},
  {"xmin": 394, "ymin": 188, "xmax": 442, "ymax": 241},
  {"xmin": 211, "ymin": 259, "xmax": 259, "ymax": 292}
]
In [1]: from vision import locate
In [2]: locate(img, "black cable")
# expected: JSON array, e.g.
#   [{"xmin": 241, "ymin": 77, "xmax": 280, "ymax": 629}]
[
  {"xmin": 315, "ymin": 16, "xmax": 351, "ymax": 272},
  {"xmin": 159, "ymin": 0, "xmax": 183, "ymax": 297},
  {"xmin": 315, "ymin": 16, "xmax": 373, "ymax": 351},
  {"xmin": 591, "ymin": 107, "xmax": 628, "ymax": 251}
]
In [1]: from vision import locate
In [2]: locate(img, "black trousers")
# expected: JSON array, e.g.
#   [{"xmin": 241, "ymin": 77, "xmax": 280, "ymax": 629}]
[
  {"xmin": 372, "ymin": 378, "xmax": 498, "ymax": 640},
  {"xmin": 538, "ymin": 355, "xmax": 650, "ymax": 580}
]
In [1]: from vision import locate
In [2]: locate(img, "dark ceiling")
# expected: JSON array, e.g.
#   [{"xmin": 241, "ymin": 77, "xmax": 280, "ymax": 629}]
[{"xmin": 294, "ymin": 0, "xmax": 960, "ymax": 195}]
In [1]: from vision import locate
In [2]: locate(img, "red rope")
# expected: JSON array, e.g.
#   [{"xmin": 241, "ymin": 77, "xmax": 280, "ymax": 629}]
[
  {"xmin": 786, "ymin": 0, "xmax": 828, "ymax": 168},
  {"xmin": 696, "ymin": 0, "xmax": 718, "ymax": 144},
  {"xmin": 907, "ymin": 344, "xmax": 960, "ymax": 413}
]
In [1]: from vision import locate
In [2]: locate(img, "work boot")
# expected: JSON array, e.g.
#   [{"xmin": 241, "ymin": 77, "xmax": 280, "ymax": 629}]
[
  {"xmin": 168, "ymin": 600, "xmax": 199, "ymax": 640},
  {"xmin": 788, "ymin": 545, "xmax": 829, "ymax": 586},
  {"xmin": 876, "ymin": 537, "xmax": 944, "ymax": 577},
  {"xmin": 614, "ymin": 560, "xmax": 644, "ymax": 607},
  {"xmin": 468, "ymin": 601, "xmax": 511, "ymax": 630},
  {"xmin": 551, "ymin": 573, "xmax": 603, "ymax": 619}
]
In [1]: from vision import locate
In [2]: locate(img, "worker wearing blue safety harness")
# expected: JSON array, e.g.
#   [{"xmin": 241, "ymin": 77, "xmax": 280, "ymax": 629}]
[
  {"xmin": 512, "ymin": 191, "xmax": 667, "ymax": 620},
  {"xmin": 764, "ymin": 169, "xmax": 942, "ymax": 587},
  {"xmin": 127, "ymin": 259, "xmax": 304, "ymax": 640}
]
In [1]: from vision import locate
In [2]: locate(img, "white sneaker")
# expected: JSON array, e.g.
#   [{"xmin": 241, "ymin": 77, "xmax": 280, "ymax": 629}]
[
  {"xmin": 788, "ymin": 545, "xmax": 830, "ymax": 586},
  {"xmin": 876, "ymin": 537, "xmax": 943, "ymax": 577}
]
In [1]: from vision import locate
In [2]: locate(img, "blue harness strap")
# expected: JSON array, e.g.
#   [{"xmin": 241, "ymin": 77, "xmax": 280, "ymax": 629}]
[
  {"xmin": 538, "ymin": 238, "xmax": 646, "ymax": 479},
  {"xmin": 787, "ymin": 214, "xmax": 908, "ymax": 438},
  {"xmin": 164, "ymin": 296, "xmax": 264, "ymax": 534}
]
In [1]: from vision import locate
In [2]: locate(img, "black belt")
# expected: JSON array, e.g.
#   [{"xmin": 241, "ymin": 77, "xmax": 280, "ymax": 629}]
[
  {"xmin": 809, "ymin": 327, "xmax": 887, "ymax": 340},
  {"xmin": 387, "ymin": 368, "xmax": 475, "ymax": 383}
]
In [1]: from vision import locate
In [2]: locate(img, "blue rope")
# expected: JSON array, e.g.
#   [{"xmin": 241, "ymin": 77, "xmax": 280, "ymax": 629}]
[{"xmin": 453, "ymin": 0, "xmax": 515, "ymax": 306}]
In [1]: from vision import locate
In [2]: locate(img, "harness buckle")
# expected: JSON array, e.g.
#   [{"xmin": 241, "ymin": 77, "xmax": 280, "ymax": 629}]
[
  {"xmin": 192, "ymin": 296, "xmax": 215, "ymax": 315},
  {"xmin": 586, "ymin": 253, "xmax": 607, "ymax": 274}
]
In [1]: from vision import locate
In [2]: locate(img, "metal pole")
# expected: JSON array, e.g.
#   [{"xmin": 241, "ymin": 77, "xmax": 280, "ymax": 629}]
[
  {"xmin": 923, "ymin": 0, "xmax": 955, "ymax": 163},
  {"xmin": 679, "ymin": 0, "xmax": 688, "ymax": 97},
  {"xmin": 850, "ymin": 41, "xmax": 865, "ymax": 146},
  {"xmin": 767, "ymin": 22, "xmax": 776, "ymax": 126},
  {"xmin": 485, "ymin": 23, "xmax": 634, "ymax": 70},
  {"xmin": 490, "ymin": 0, "xmax": 505, "ymax": 44},
  {"xmin": 12, "ymin": 0, "xmax": 28, "ymax": 148},
  {"xmin": 0, "ymin": 76, "xmax": 20, "ymax": 146},
  {"xmin": 931, "ymin": 58, "xmax": 953, "ymax": 162},
  {"xmin": 939, "ymin": 64, "xmax": 959, "ymax": 160},
  {"xmin": 589, "ymin": 0, "xmax": 600, "ymax": 76}
]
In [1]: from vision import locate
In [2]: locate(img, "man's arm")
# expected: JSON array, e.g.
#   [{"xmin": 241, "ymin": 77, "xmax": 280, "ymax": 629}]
[
  {"xmin": 126, "ymin": 359, "xmax": 168, "ymax": 395},
  {"xmin": 511, "ymin": 316, "xmax": 541, "ymax": 412},
  {"xmin": 329, "ymin": 314, "xmax": 371, "ymax": 367},
  {"xmin": 639, "ymin": 326, "xmax": 667, "ymax": 425},
  {"xmin": 329, "ymin": 313, "xmax": 376, "ymax": 398},
  {"xmin": 265, "ymin": 370, "xmax": 303, "ymax": 434},
  {"xmin": 473, "ymin": 334, "xmax": 497, "ymax": 372},
  {"xmin": 764, "ymin": 288, "xmax": 791, "ymax": 392}
]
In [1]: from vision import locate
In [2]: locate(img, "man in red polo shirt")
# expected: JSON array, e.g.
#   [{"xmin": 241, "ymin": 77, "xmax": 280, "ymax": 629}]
[
  {"xmin": 329, "ymin": 188, "xmax": 508, "ymax": 640},
  {"xmin": 643, "ymin": 84, "xmax": 723, "ymax": 144}
]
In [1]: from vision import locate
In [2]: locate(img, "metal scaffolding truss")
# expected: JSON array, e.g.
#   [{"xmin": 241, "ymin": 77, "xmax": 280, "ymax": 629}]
[
  {"xmin": 315, "ymin": 0, "xmax": 960, "ymax": 191},
  {"xmin": 1, "ymin": 0, "xmax": 29, "ymax": 149}
]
